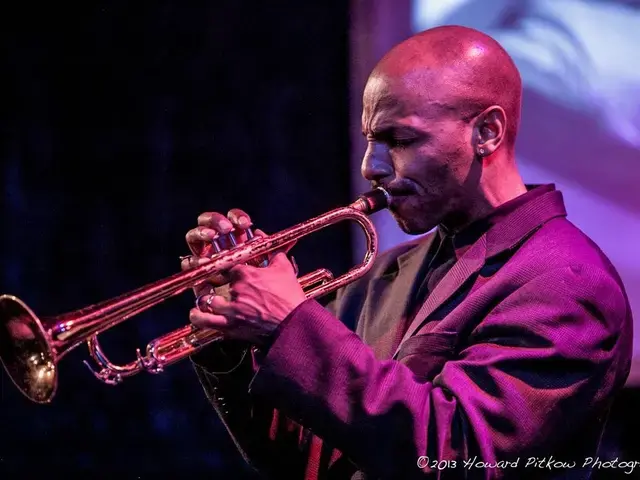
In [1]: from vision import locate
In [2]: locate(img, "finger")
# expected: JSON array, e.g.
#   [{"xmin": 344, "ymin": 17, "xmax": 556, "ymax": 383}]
[
  {"xmin": 197, "ymin": 293, "xmax": 235, "ymax": 316},
  {"xmin": 227, "ymin": 263, "xmax": 252, "ymax": 281},
  {"xmin": 192, "ymin": 278, "xmax": 232, "ymax": 299},
  {"xmin": 227, "ymin": 209, "xmax": 253, "ymax": 229},
  {"xmin": 193, "ymin": 283, "xmax": 214, "ymax": 299},
  {"xmin": 289, "ymin": 255, "xmax": 299, "ymax": 276},
  {"xmin": 212, "ymin": 283, "xmax": 233, "ymax": 301},
  {"xmin": 265, "ymin": 242, "xmax": 296, "ymax": 262},
  {"xmin": 180, "ymin": 255, "xmax": 212, "ymax": 271},
  {"xmin": 269, "ymin": 251, "xmax": 295, "ymax": 271},
  {"xmin": 181, "ymin": 255, "xmax": 231, "ymax": 297},
  {"xmin": 280, "ymin": 241, "xmax": 296, "ymax": 255},
  {"xmin": 189, "ymin": 308, "xmax": 231, "ymax": 330},
  {"xmin": 185, "ymin": 227, "xmax": 222, "ymax": 256},
  {"xmin": 197, "ymin": 212, "xmax": 235, "ymax": 233},
  {"xmin": 185, "ymin": 226, "xmax": 218, "ymax": 244},
  {"xmin": 226, "ymin": 210, "xmax": 255, "ymax": 244},
  {"xmin": 192, "ymin": 294, "xmax": 236, "ymax": 328},
  {"xmin": 242, "ymin": 228, "xmax": 269, "ymax": 267}
]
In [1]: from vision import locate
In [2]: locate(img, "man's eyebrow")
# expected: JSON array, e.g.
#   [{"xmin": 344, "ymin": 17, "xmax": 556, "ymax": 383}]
[{"xmin": 363, "ymin": 125, "xmax": 426, "ymax": 137}]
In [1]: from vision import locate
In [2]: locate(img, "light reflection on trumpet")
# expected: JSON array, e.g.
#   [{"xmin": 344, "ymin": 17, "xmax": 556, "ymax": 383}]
[{"xmin": 0, "ymin": 188, "xmax": 390, "ymax": 404}]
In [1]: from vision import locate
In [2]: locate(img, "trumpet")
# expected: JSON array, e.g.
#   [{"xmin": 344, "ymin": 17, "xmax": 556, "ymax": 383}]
[{"xmin": 0, "ymin": 188, "xmax": 390, "ymax": 404}]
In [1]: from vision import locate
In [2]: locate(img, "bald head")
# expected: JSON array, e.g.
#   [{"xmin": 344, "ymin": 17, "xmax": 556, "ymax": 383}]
[
  {"xmin": 371, "ymin": 25, "xmax": 522, "ymax": 148},
  {"xmin": 360, "ymin": 26, "xmax": 527, "ymax": 234}
]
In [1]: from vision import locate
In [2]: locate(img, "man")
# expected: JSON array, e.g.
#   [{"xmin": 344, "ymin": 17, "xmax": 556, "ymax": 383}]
[{"xmin": 181, "ymin": 25, "xmax": 633, "ymax": 479}]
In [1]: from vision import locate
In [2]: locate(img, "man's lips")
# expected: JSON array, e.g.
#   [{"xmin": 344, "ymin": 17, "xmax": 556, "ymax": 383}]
[
  {"xmin": 383, "ymin": 188, "xmax": 414, "ymax": 209},
  {"xmin": 384, "ymin": 187, "xmax": 414, "ymax": 199},
  {"xmin": 388, "ymin": 189, "xmax": 412, "ymax": 196},
  {"xmin": 372, "ymin": 184, "xmax": 416, "ymax": 207}
]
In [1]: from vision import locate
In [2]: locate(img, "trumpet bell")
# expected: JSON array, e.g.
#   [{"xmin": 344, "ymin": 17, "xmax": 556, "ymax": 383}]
[{"xmin": 0, "ymin": 294, "xmax": 57, "ymax": 404}]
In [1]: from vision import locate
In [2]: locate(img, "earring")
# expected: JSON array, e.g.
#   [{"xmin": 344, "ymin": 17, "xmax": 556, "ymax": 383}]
[{"xmin": 478, "ymin": 148, "xmax": 485, "ymax": 155}]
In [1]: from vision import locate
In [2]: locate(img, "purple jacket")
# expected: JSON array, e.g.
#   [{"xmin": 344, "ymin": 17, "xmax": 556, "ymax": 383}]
[{"xmin": 192, "ymin": 185, "xmax": 633, "ymax": 479}]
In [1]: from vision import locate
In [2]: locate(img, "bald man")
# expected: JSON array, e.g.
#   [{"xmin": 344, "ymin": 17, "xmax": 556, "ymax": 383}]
[{"xmin": 183, "ymin": 26, "xmax": 633, "ymax": 479}]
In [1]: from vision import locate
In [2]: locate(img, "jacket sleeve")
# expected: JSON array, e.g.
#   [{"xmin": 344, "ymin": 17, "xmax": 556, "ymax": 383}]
[
  {"xmin": 190, "ymin": 291, "xmax": 343, "ymax": 477},
  {"xmin": 246, "ymin": 265, "xmax": 632, "ymax": 478}
]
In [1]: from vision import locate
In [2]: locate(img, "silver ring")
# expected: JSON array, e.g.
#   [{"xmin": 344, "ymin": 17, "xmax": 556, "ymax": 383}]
[
  {"xmin": 195, "ymin": 294, "xmax": 211, "ymax": 312},
  {"xmin": 195, "ymin": 294, "xmax": 215, "ymax": 313},
  {"xmin": 195, "ymin": 294, "xmax": 205, "ymax": 310}
]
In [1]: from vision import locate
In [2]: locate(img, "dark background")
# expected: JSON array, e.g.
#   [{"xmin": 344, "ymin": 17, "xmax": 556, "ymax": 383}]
[
  {"xmin": 0, "ymin": 1, "xmax": 350, "ymax": 477},
  {"xmin": 1, "ymin": 2, "xmax": 639, "ymax": 479}
]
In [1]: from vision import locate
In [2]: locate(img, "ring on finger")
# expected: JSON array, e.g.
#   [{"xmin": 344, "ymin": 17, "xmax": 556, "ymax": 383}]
[{"xmin": 195, "ymin": 294, "xmax": 213, "ymax": 312}]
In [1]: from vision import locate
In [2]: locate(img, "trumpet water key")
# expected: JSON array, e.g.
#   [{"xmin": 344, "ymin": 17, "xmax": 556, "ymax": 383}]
[{"xmin": 0, "ymin": 188, "xmax": 390, "ymax": 404}]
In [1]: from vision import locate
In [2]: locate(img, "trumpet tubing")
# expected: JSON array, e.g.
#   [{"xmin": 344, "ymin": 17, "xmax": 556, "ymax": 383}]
[
  {"xmin": 84, "ymin": 268, "xmax": 334, "ymax": 385},
  {"xmin": 0, "ymin": 188, "xmax": 389, "ymax": 404}
]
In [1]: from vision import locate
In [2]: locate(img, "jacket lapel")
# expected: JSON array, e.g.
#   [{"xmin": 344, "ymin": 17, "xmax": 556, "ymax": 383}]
[
  {"xmin": 391, "ymin": 187, "xmax": 568, "ymax": 359},
  {"xmin": 358, "ymin": 233, "xmax": 437, "ymax": 358},
  {"xmin": 391, "ymin": 233, "xmax": 438, "ymax": 320},
  {"xmin": 392, "ymin": 235, "xmax": 487, "ymax": 358}
]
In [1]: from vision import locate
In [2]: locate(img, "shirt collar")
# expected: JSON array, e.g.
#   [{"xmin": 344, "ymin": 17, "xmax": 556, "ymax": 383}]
[{"xmin": 438, "ymin": 184, "xmax": 555, "ymax": 259}]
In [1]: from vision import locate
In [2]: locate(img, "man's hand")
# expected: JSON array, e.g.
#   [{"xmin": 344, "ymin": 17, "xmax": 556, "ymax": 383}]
[
  {"xmin": 189, "ymin": 252, "xmax": 307, "ymax": 346},
  {"xmin": 180, "ymin": 207, "xmax": 303, "ymax": 346}
]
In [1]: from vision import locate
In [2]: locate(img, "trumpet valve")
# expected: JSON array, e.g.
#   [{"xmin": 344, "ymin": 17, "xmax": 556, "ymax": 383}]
[
  {"xmin": 137, "ymin": 347, "xmax": 164, "ymax": 374},
  {"xmin": 83, "ymin": 360, "xmax": 123, "ymax": 386}
]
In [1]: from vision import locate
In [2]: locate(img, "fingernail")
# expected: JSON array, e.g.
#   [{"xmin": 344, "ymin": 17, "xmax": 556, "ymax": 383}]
[
  {"xmin": 238, "ymin": 216, "xmax": 250, "ymax": 227},
  {"xmin": 220, "ymin": 220, "xmax": 234, "ymax": 232}
]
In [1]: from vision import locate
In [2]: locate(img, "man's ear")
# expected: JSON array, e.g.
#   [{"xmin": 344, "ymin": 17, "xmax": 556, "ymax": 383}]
[{"xmin": 473, "ymin": 106, "xmax": 506, "ymax": 157}]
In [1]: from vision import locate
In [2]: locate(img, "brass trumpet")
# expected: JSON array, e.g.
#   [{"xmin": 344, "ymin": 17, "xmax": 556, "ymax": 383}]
[{"xmin": 0, "ymin": 188, "xmax": 390, "ymax": 404}]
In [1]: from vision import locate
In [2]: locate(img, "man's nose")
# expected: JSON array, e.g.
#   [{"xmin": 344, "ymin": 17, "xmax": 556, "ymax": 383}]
[{"xmin": 361, "ymin": 144, "xmax": 393, "ymax": 184}]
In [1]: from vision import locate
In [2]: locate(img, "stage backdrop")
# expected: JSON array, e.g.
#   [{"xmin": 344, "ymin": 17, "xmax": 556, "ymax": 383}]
[
  {"xmin": 350, "ymin": 0, "xmax": 640, "ymax": 381},
  {"xmin": 0, "ymin": 1, "xmax": 350, "ymax": 476}
]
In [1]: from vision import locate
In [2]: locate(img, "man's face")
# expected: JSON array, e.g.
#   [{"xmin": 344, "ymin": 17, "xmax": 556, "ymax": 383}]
[{"xmin": 361, "ymin": 72, "xmax": 479, "ymax": 234}]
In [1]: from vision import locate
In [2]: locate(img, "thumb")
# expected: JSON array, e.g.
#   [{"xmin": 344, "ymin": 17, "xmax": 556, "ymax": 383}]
[{"xmin": 269, "ymin": 251, "xmax": 296, "ymax": 272}]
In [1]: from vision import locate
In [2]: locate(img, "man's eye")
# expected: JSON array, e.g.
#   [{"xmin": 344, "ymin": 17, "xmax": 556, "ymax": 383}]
[{"xmin": 391, "ymin": 138, "xmax": 414, "ymax": 148}]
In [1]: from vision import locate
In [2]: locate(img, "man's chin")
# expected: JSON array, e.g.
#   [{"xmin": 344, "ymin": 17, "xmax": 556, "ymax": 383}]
[{"xmin": 391, "ymin": 210, "xmax": 435, "ymax": 236}]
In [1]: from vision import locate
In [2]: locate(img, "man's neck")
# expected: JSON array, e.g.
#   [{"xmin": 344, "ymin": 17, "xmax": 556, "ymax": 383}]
[{"xmin": 442, "ymin": 165, "xmax": 527, "ymax": 235}]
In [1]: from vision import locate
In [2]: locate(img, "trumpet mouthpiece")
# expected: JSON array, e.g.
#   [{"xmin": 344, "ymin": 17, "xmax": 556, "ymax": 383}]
[{"xmin": 353, "ymin": 187, "xmax": 391, "ymax": 214}]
